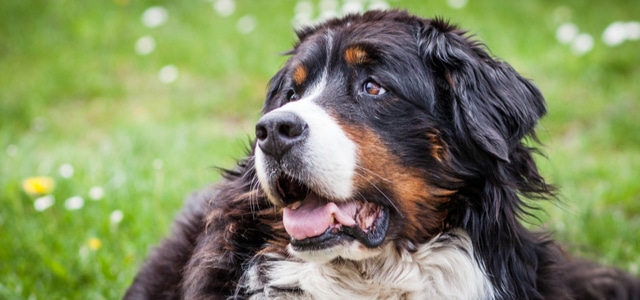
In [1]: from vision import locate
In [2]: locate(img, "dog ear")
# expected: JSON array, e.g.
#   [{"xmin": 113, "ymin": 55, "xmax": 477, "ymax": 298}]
[
  {"xmin": 262, "ymin": 68, "xmax": 287, "ymax": 114},
  {"xmin": 419, "ymin": 19, "xmax": 546, "ymax": 162}
]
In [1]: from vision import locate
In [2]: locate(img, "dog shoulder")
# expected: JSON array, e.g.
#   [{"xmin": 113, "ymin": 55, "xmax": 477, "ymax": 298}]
[
  {"xmin": 124, "ymin": 188, "xmax": 210, "ymax": 299},
  {"xmin": 126, "ymin": 159, "xmax": 285, "ymax": 299}
]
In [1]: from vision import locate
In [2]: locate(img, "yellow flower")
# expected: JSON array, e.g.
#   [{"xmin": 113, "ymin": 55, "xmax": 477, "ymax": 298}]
[
  {"xmin": 87, "ymin": 238, "xmax": 102, "ymax": 251},
  {"xmin": 22, "ymin": 177, "xmax": 55, "ymax": 195}
]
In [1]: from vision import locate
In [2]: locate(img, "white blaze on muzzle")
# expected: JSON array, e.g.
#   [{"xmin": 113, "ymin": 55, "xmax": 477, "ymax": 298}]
[{"xmin": 255, "ymin": 96, "xmax": 357, "ymax": 203}]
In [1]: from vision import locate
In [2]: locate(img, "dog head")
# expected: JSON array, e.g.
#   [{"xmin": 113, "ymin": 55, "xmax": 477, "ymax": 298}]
[{"xmin": 254, "ymin": 10, "xmax": 546, "ymax": 263}]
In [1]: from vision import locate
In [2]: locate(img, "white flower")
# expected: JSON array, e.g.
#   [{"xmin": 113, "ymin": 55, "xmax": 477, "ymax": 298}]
[
  {"xmin": 625, "ymin": 21, "xmax": 640, "ymax": 40},
  {"xmin": 34, "ymin": 195, "xmax": 55, "ymax": 212},
  {"xmin": 296, "ymin": 1, "xmax": 314, "ymax": 15},
  {"xmin": 603, "ymin": 20, "xmax": 640, "ymax": 46},
  {"xmin": 368, "ymin": 0, "xmax": 390, "ymax": 10},
  {"xmin": 213, "ymin": 0, "xmax": 235, "ymax": 17},
  {"xmin": 64, "ymin": 196, "xmax": 84, "ymax": 211},
  {"xmin": 237, "ymin": 15, "xmax": 257, "ymax": 35},
  {"xmin": 602, "ymin": 21, "xmax": 627, "ymax": 46},
  {"xmin": 556, "ymin": 22, "xmax": 579, "ymax": 44},
  {"xmin": 317, "ymin": 0, "xmax": 338, "ymax": 22},
  {"xmin": 447, "ymin": 0, "xmax": 468, "ymax": 9},
  {"xmin": 110, "ymin": 210, "xmax": 124, "ymax": 225},
  {"xmin": 59, "ymin": 163, "xmax": 74, "ymax": 179},
  {"xmin": 293, "ymin": 1, "xmax": 314, "ymax": 27},
  {"xmin": 141, "ymin": 6, "xmax": 168, "ymax": 28},
  {"xmin": 135, "ymin": 35, "xmax": 156, "ymax": 55},
  {"xmin": 319, "ymin": 0, "xmax": 338, "ymax": 13},
  {"xmin": 571, "ymin": 33, "xmax": 594, "ymax": 55},
  {"xmin": 342, "ymin": 0, "xmax": 364, "ymax": 15},
  {"xmin": 89, "ymin": 186, "xmax": 105, "ymax": 201},
  {"xmin": 158, "ymin": 65, "xmax": 179, "ymax": 84}
]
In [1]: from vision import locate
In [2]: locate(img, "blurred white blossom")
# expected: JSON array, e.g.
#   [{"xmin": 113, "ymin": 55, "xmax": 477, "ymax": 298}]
[
  {"xmin": 556, "ymin": 22, "xmax": 594, "ymax": 56},
  {"xmin": 214, "ymin": 0, "xmax": 235, "ymax": 17},
  {"xmin": 625, "ymin": 21, "xmax": 640, "ymax": 40},
  {"xmin": 571, "ymin": 33, "xmax": 594, "ymax": 55},
  {"xmin": 64, "ymin": 196, "xmax": 84, "ymax": 211},
  {"xmin": 603, "ymin": 21, "xmax": 640, "ymax": 46},
  {"xmin": 141, "ymin": 6, "xmax": 169, "ymax": 28},
  {"xmin": 110, "ymin": 210, "xmax": 124, "ymax": 225},
  {"xmin": 89, "ymin": 186, "xmax": 105, "ymax": 201},
  {"xmin": 556, "ymin": 22, "xmax": 579, "ymax": 44},
  {"xmin": 368, "ymin": 0, "xmax": 390, "ymax": 10},
  {"xmin": 237, "ymin": 15, "xmax": 257, "ymax": 34},
  {"xmin": 319, "ymin": 0, "xmax": 338, "ymax": 12},
  {"xmin": 342, "ymin": 0, "xmax": 364, "ymax": 15},
  {"xmin": 447, "ymin": 0, "xmax": 468, "ymax": 9},
  {"xmin": 293, "ymin": 1, "xmax": 314, "ymax": 27},
  {"xmin": 34, "ymin": 195, "xmax": 55, "ymax": 212},
  {"xmin": 135, "ymin": 35, "xmax": 156, "ymax": 55},
  {"xmin": 59, "ymin": 163, "xmax": 74, "ymax": 179},
  {"xmin": 158, "ymin": 65, "xmax": 179, "ymax": 84},
  {"xmin": 603, "ymin": 21, "xmax": 627, "ymax": 46}
]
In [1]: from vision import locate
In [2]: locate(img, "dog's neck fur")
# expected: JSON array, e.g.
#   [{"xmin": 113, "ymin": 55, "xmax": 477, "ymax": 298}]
[{"xmin": 241, "ymin": 229, "xmax": 495, "ymax": 300}]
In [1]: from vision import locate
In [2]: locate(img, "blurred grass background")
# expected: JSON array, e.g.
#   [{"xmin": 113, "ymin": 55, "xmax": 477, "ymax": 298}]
[{"xmin": 0, "ymin": 0, "xmax": 638, "ymax": 298}]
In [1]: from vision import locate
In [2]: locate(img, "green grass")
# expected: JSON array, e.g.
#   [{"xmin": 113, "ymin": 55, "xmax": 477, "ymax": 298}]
[{"xmin": 1, "ymin": 0, "xmax": 639, "ymax": 298}]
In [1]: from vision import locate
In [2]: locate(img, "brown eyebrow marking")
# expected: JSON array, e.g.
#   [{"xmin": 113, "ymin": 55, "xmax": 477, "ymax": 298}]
[
  {"xmin": 345, "ymin": 46, "xmax": 369, "ymax": 65},
  {"xmin": 293, "ymin": 64, "xmax": 307, "ymax": 85}
]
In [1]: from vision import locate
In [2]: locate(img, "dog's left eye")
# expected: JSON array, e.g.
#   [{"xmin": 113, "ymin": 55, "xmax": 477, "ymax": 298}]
[
  {"xmin": 363, "ymin": 80, "xmax": 386, "ymax": 96},
  {"xmin": 286, "ymin": 90, "xmax": 299, "ymax": 102}
]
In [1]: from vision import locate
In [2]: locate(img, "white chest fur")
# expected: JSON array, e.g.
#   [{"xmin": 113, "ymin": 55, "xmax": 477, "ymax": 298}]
[{"xmin": 242, "ymin": 229, "xmax": 495, "ymax": 300}]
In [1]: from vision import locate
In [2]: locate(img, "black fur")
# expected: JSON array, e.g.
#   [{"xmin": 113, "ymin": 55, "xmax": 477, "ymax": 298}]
[{"xmin": 125, "ymin": 10, "xmax": 640, "ymax": 300}]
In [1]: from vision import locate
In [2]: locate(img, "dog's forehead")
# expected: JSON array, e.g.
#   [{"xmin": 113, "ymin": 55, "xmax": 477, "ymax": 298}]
[
  {"xmin": 283, "ymin": 18, "xmax": 435, "ymax": 110},
  {"xmin": 291, "ymin": 17, "xmax": 414, "ymax": 69}
]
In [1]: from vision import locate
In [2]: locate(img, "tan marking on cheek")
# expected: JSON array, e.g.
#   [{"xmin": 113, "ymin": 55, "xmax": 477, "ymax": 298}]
[
  {"xmin": 344, "ymin": 46, "xmax": 369, "ymax": 65},
  {"xmin": 293, "ymin": 65, "xmax": 307, "ymax": 85},
  {"xmin": 339, "ymin": 125, "xmax": 455, "ymax": 242}
]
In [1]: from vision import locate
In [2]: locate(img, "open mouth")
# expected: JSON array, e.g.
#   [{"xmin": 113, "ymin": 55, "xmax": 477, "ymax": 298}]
[{"xmin": 276, "ymin": 175, "xmax": 390, "ymax": 251}]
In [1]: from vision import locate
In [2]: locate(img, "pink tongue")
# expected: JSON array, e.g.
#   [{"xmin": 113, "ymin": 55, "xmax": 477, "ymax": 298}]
[{"xmin": 283, "ymin": 194, "xmax": 357, "ymax": 240}]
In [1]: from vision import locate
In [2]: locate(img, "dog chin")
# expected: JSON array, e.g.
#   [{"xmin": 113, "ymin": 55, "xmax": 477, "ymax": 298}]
[{"xmin": 287, "ymin": 240, "xmax": 383, "ymax": 263}]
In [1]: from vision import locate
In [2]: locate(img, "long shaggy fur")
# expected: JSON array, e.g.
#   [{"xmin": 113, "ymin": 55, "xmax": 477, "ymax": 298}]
[{"xmin": 125, "ymin": 10, "xmax": 640, "ymax": 300}]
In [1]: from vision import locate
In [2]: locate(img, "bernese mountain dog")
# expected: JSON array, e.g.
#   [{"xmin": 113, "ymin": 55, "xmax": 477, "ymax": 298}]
[{"xmin": 125, "ymin": 10, "xmax": 640, "ymax": 299}]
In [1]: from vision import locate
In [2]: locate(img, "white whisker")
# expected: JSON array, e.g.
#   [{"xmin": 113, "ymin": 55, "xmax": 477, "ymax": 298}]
[
  {"xmin": 354, "ymin": 166, "xmax": 402, "ymax": 217},
  {"xmin": 249, "ymin": 175, "xmax": 261, "ymax": 215},
  {"xmin": 356, "ymin": 165, "xmax": 392, "ymax": 183}
]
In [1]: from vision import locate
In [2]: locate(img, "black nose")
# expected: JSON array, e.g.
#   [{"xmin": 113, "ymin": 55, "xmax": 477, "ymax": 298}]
[{"xmin": 255, "ymin": 111, "xmax": 308, "ymax": 160}]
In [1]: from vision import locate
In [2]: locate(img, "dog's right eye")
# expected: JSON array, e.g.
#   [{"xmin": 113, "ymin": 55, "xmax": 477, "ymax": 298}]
[{"xmin": 363, "ymin": 80, "xmax": 387, "ymax": 96}]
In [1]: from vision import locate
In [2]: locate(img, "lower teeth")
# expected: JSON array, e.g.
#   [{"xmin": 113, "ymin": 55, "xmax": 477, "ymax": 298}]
[{"xmin": 290, "ymin": 201, "xmax": 302, "ymax": 210}]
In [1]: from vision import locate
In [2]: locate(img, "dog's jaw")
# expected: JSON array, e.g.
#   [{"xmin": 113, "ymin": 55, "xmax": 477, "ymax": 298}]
[
  {"xmin": 287, "ymin": 239, "xmax": 384, "ymax": 263},
  {"xmin": 243, "ymin": 230, "xmax": 495, "ymax": 299}
]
